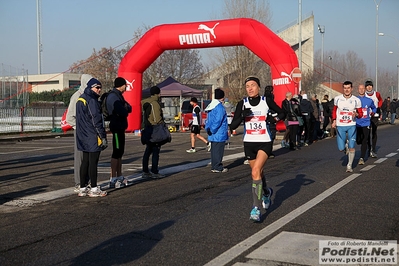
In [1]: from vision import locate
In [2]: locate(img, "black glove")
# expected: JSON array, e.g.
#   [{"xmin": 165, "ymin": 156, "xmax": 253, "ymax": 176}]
[
  {"xmin": 242, "ymin": 107, "xmax": 252, "ymax": 118},
  {"xmin": 206, "ymin": 128, "xmax": 212, "ymax": 136},
  {"xmin": 100, "ymin": 138, "xmax": 108, "ymax": 150}
]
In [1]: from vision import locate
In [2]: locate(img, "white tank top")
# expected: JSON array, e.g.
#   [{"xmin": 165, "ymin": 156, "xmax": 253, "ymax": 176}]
[
  {"xmin": 333, "ymin": 94, "xmax": 362, "ymax": 126},
  {"xmin": 243, "ymin": 96, "xmax": 271, "ymax": 142},
  {"xmin": 192, "ymin": 105, "xmax": 200, "ymax": 125},
  {"xmin": 365, "ymin": 91, "xmax": 379, "ymax": 117}
]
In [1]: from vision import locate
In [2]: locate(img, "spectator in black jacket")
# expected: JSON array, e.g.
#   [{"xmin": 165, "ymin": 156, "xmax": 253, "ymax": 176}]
[
  {"xmin": 282, "ymin": 91, "xmax": 301, "ymax": 150},
  {"xmin": 321, "ymin": 95, "xmax": 331, "ymax": 135},
  {"xmin": 107, "ymin": 77, "xmax": 132, "ymax": 188},
  {"xmin": 299, "ymin": 90, "xmax": 314, "ymax": 146}
]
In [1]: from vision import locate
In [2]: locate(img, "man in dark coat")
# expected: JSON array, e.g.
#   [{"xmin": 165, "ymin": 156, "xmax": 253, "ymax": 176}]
[
  {"xmin": 107, "ymin": 77, "xmax": 132, "ymax": 188},
  {"xmin": 76, "ymin": 78, "xmax": 108, "ymax": 197}
]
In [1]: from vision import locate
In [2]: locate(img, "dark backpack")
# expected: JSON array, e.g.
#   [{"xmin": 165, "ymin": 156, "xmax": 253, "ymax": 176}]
[{"xmin": 100, "ymin": 90, "xmax": 113, "ymax": 121}]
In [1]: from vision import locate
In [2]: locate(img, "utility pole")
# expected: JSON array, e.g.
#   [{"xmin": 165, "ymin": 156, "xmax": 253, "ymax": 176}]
[{"xmin": 36, "ymin": 0, "xmax": 42, "ymax": 74}]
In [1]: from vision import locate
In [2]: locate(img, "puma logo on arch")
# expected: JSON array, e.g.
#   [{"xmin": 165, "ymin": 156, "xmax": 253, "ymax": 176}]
[{"xmin": 198, "ymin": 22, "xmax": 220, "ymax": 39}]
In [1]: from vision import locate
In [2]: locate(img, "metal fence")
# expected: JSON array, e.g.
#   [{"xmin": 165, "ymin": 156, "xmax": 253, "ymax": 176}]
[
  {"xmin": 0, "ymin": 106, "xmax": 66, "ymax": 134},
  {"xmin": 1, "ymin": 64, "xmax": 29, "ymax": 108}
]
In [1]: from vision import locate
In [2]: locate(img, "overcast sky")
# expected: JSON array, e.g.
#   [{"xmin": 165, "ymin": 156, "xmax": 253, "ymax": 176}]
[{"xmin": 1, "ymin": 0, "xmax": 398, "ymax": 78}]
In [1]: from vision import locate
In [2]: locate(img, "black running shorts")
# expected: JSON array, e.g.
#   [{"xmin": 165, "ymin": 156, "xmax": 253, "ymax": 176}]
[
  {"xmin": 244, "ymin": 141, "xmax": 273, "ymax": 160},
  {"xmin": 190, "ymin": 125, "xmax": 201, "ymax": 134}
]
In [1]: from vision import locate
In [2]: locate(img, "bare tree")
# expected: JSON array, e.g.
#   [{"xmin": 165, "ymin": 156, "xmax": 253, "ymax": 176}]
[
  {"xmin": 207, "ymin": 0, "xmax": 273, "ymax": 103},
  {"xmin": 314, "ymin": 49, "xmax": 367, "ymax": 86},
  {"xmin": 143, "ymin": 49, "xmax": 205, "ymax": 88},
  {"xmin": 69, "ymin": 43, "xmax": 131, "ymax": 90}
]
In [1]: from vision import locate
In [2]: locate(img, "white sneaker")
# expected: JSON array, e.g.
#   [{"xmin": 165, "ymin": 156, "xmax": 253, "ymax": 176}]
[
  {"xmin": 243, "ymin": 159, "xmax": 249, "ymax": 165},
  {"xmin": 358, "ymin": 158, "xmax": 365, "ymax": 165},
  {"xmin": 88, "ymin": 186, "xmax": 107, "ymax": 197},
  {"xmin": 370, "ymin": 151, "xmax": 377, "ymax": 158},
  {"xmin": 74, "ymin": 184, "xmax": 81, "ymax": 193},
  {"xmin": 346, "ymin": 165, "xmax": 353, "ymax": 173},
  {"xmin": 78, "ymin": 187, "xmax": 89, "ymax": 197},
  {"xmin": 211, "ymin": 168, "xmax": 228, "ymax": 173},
  {"xmin": 115, "ymin": 176, "xmax": 128, "ymax": 188},
  {"xmin": 186, "ymin": 148, "xmax": 196, "ymax": 153}
]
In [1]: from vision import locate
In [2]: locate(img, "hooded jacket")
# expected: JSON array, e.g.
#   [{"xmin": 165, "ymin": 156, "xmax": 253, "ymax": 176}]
[
  {"xmin": 106, "ymin": 88, "xmax": 132, "ymax": 132},
  {"xmin": 76, "ymin": 86, "xmax": 106, "ymax": 152},
  {"xmin": 205, "ymin": 99, "xmax": 228, "ymax": 142},
  {"xmin": 66, "ymin": 74, "xmax": 93, "ymax": 129}
]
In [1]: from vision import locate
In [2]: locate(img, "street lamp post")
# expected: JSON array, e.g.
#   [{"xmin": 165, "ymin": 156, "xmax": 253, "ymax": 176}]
[
  {"xmin": 318, "ymin": 24, "xmax": 325, "ymax": 72},
  {"xmin": 379, "ymin": 32, "xmax": 399, "ymax": 99},
  {"xmin": 328, "ymin": 56, "xmax": 333, "ymax": 98},
  {"xmin": 374, "ymin": 0, "xmax": 382, "ymax": 92}
]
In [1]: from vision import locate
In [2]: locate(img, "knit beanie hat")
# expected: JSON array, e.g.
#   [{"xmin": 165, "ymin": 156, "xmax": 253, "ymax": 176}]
[
  {"xmin": 86, "ymin": 78, "xmax": 102, "ymax": 89},
  {"xmin": 150, "ymin": 86, "xmax": 161, "ymax": 95},
  {"xmin": 244, "ymin": 76, "xmax": 260, "ymax": 87},
  {"xmin": 365, "ymin": 80, "xmax": 373, "ymax": 87},
  {"xmin": 214, "ymin": 88, "xmax": 225, "ymax": 99},
  {"xmin": 114, "ymin": 77, "xmax": 126, "ymax": 88}
]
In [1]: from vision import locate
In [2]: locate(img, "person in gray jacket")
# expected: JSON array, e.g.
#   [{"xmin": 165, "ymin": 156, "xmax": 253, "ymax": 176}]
[{"xmin": 66, "ymin": 74, "xmax": 92, "ymax": 192}]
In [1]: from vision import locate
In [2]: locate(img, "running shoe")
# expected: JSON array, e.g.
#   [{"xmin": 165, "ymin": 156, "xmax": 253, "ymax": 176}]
[
  {"xmin": 88, "ymin": 187, "xmax": 107, "ymax": 197},
  {"xmin": 243, "ymin": 159, "xmax": 249, "ymax": 165},
  {"xmin": 186, "ymin": 148, "xmax": 196, "ymax": 153},
  {"xmin": 211, "ymin": 168, "xmax": 228, "ymax": 173},
  {"xmin": 370, "ymin": 151, "xmax": 377, "ymax": 158},
  {"xmin": 151, "ymin": 173, "xmax": 165, "ymax": 179},
  {"xmin": 78, "ymin": 187, "xmax": 89, "ymax": 197},
  {"xmin": 262, "ymin": 187, "xmax": 273, "ymax": 210},
  {"xmin": 74, "ymin": 184, "xmax": 81, "ymax": 193},
  {"xmin": 115, "ymin": 176, "xmax": 128, "ymax": 188},
  {"xmin": 207, "ymin": 143, "xmax": 211, "ymax": 152},
  {"xmin": 346, "ymin": 165, "xmax": 353, "ymax": 173},
  {"xmin": 281, "ymin": 140, "xmax": 286, "ymax": 148},
  {"xmin": 142, "ymin": 172, "xmax": 152, "ymax": 178},
  {"xmin": 109, "ymin": 178, "xmax": 117, "ymax": 189},
  {"xmin": 358, "ymin": 158, "xmax": 365, "ymax": 165},
  {"xmin": 249, "ymin": 206, "xmax": 261, "ymax": 222}
]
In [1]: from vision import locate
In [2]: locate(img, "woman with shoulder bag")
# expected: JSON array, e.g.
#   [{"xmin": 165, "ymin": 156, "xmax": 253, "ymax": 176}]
[{"xmin": 140, "ymin": 86, "xmax": 169, "ymax": 179}]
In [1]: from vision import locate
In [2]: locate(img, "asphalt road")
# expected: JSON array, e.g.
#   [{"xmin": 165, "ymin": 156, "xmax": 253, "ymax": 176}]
[{"xmin": 0, "ymin": 124, "xmax": 398, "ymax": 266}]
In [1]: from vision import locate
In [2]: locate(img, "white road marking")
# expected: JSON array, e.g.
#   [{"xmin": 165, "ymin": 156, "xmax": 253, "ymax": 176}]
[
  {"xmin": 0, "ymin": 145, "xmax": 71, "ymax": 155},
  {"xmin": 360, "ymin": 165, "xmax": 376, "ymax": 171},
  {"xmin": 385, "ymin": 152, "xmax": 397, "ymax": 157},
  {"xmin": 204, "ymin": 173, "xmax": 362, "ymax": 266},
  {"xmin": 374, "ymin": 158, "xmax": 387, "ymax": 163}
]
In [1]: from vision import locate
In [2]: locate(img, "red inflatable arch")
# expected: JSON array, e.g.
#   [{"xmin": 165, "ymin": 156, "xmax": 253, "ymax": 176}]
[{"xmin": 118, "ymin": 18, "xmax": 299, "ymax": 132}]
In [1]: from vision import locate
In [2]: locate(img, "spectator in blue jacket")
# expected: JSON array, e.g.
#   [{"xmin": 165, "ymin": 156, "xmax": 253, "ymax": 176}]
[
  {"xmin": 356, "ymin": 84, "xmax": 376, "ymax": 165},
  {"xmin": 76, "ymin": 78, "xmax": 108, "ymax": 197},
  {"xmin": 106, "ymin": 77, "xmax": 132, "ymax": 188},
  {"xmin": 205, "ymin": 88, "xmax": 229, "ymax": 173}
]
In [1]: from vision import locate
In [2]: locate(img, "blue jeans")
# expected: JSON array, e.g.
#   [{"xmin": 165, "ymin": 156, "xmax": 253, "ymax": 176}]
[
  {"xmin": 390, "ymin": 113, "xmax": 396, "ymax": 124},
  {"xmin": 210, "ymin": 141, "xmax": 225, "ymax": 171},
  {"xmin": 142, "ymin": 144, "xmax": 161, "ymax": 174}
]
